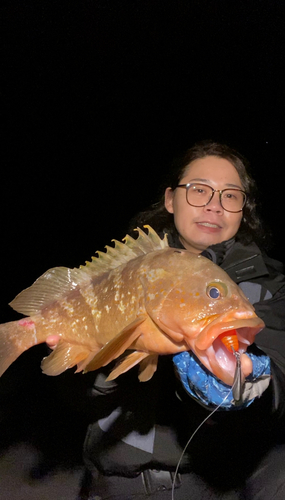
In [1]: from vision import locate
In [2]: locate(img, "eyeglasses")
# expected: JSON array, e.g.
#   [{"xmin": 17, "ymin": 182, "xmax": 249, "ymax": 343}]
[{"xmin": 176, "ymin": 183, "xmax": 247, "ymax": 213}]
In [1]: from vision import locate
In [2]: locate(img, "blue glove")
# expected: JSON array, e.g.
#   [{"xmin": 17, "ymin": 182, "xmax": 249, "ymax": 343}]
[{"xmin": 173, "ymin": 351, "xmax": 271, "ymax": 410}]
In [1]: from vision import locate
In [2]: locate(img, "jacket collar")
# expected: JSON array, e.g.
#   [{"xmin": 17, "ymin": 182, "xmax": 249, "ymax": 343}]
[
  {"xmin": 166, "ymin": 229, "xmax": 283, "ymax": 287},
  {"xmin": 221, "ymin": 241, "xmax": 269, "ymax": 283}
]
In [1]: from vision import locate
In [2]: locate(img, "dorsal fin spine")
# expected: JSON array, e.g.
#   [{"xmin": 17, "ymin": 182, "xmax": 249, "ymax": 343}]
[{"xmin": 9, "ymin": 226, "xmax": 169, "ymax": 316}]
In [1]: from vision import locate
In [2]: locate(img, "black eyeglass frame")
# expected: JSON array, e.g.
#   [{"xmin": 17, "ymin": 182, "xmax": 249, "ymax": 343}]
[{"xmin": 176, "ymin": 183, "xmax": 247, "ymax": 213}]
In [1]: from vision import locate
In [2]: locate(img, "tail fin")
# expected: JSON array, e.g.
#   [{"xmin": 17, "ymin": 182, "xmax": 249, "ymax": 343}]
[{"xmin": 0, "ymin": 320, "xmax": 38, "ymax": 377}]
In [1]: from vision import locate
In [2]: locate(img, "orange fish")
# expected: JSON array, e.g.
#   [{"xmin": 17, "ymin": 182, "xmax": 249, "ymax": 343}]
[{"xmin": 0, "ymin": 226, "xmax": 264, "ymax": 385}]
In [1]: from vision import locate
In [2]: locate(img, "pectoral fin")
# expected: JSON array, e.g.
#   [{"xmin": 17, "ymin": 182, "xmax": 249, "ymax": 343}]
[
  {"xmin": 106, "ymin": 351, "xmax": 150, "ymax": 380},
  {"xmin": 106, "ymin": 351, "xmax": 158, "ymax": 382},
  {"xmin": 41, "ymin": 340, "xmax": 92, "ymax": 376},
  {"xmin": 84, "ymin": 316, "xmax": 146, "ymax": 373},
  {"xmin": 138, "ymin": 354, "xmax": 158, "ymax": 381}
]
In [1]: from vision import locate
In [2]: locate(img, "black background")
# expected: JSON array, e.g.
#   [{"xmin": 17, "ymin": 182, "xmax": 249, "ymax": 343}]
[{"xmin": 2, "ymin": 0, "xmax": 285, "ymax": 322}]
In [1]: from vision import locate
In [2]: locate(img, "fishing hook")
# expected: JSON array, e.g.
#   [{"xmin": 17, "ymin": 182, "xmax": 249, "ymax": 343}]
[{"xmin": 231, "ymin": 348, "xmax": 242, "ymax": 404}]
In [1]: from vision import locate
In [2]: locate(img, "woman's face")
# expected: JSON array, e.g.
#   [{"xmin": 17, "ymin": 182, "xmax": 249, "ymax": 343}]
[{"xmin": 164, "ymin": 156, "xmax": 244, "ymax": 253}]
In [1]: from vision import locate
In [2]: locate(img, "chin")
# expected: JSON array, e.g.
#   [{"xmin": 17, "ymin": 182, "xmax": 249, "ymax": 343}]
[{"xmin": 198, "ymin": 238, "xmax": 224, "ymax": 251}]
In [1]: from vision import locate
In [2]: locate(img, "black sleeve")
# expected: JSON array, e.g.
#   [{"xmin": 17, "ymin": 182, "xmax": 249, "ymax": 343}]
[
  {"xmin": 254, "ymin": 285, "xmax": 285, "ymax": 374},
  {"xmin": 254, "ymin": 285, "xmax": 285, "ymax": 418}
]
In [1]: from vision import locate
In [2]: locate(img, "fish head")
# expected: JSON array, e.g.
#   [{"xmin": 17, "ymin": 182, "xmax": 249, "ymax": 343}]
[{"xmin": 142, "ymin": 249, "xmax": 265, "ymax": 385}]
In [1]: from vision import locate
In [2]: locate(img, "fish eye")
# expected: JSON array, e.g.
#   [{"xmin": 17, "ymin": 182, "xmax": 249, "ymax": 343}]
[
  {"xmin": 206, "ymin": 282, "xmax": 228, "ymax": 300},
  {"xmin": 208, "ymin": 287, "xmax": 220, "ymax": 299}
]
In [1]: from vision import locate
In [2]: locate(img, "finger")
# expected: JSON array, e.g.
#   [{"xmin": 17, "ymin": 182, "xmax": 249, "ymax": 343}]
[
  {"xmin": 240, "ymin": 352, "xmax": 253, "ymax": 378},
  {"xmin": 46, "ymin": 335, "xmax": 60, "ymax": 350}
]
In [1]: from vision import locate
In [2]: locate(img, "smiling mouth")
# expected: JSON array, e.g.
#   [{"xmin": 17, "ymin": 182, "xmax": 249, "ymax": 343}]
[{"xmin": 197, "ymin": 222, "xmax": 221, "ymax": 228}]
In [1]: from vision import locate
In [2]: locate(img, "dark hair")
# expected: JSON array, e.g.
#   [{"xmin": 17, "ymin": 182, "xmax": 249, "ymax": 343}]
[{"xmin": 129, "ymin": 140, "xmax": 267, "ymax": 247}]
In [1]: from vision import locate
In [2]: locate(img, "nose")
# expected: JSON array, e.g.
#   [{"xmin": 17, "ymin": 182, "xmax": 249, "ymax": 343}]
[{"xmin": 204, "ymin": 191, "xmax": 223, "ymax": 213}]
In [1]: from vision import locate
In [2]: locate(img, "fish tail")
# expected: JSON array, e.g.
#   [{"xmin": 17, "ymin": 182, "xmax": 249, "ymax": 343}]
[{"xmin": 0, "ymin": 319, "xmax": 39, "ymax": 377}]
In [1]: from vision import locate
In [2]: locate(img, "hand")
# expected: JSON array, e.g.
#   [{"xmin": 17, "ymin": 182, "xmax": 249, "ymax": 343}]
[
  {"xmin": 46, "ymin": 335, "xmax": 60, "ymax": 350},
  {"xmin": 173, "ymin": 349, "xmax": 271, "ymax": 409},
  {"xmin": 240, "ymin": 352, "xmax": 253, "ymax": 378}
]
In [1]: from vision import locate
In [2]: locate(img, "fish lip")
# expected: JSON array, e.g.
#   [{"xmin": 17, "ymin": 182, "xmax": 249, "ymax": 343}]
[
  {"xmin": 189, "ymin": 312, "xmax": 265, "ymax": 385},
  {"xmin": 194, "ymin": 313, "xmax": 265, "ymax": 351}
]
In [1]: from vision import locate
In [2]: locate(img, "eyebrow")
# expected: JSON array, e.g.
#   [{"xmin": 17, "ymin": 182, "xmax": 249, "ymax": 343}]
[{"xmin": 187, "ymin": 178, "xmax": 243, "ymax": 189}]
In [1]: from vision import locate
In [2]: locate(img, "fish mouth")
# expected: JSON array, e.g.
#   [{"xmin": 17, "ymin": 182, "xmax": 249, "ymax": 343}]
[{"xmin": 190, "ymin": 312, "xmax": 265, "ymax": 385}]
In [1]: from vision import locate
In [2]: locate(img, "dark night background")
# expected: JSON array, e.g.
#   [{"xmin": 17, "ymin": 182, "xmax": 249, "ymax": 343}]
[
  {"xmin": 1, "ymin": 1, "xmax": 285, "ymax": 490},
  {"xmin": 2, "ymin": 1, "xmax": 285, "ymax": 324}
]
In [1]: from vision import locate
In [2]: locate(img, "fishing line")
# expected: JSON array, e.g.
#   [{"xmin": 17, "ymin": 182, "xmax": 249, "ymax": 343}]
[{"xmin": 171, "ymin": 376, "xmax": 239, "ymax": 500}]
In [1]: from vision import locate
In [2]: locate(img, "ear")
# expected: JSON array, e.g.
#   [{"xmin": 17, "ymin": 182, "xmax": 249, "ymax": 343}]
[{"xmin": 164, "ymin": 187, "xmax": 174, "ymax": 214}]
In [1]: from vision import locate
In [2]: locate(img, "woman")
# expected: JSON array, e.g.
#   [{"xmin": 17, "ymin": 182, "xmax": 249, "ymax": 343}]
[{"xmin": 53, "ymin": 141, "xmax": 285, "ymax": 499}]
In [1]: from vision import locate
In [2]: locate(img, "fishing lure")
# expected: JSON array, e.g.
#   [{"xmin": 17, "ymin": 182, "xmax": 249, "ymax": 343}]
[
  {"xmin": 219, "ymin": 329, "xmax": 239, "ymax": 352},
  {"xmin": 219, "ymin": 329, "xmax": 242, "ymax": 403},
  {"xmin": 232, "ymin": 350, "xmax": 242, "ymax": 403},
  {"xmin": 218, "ymin": 329, "xmax": 242, "ymax": 403}
]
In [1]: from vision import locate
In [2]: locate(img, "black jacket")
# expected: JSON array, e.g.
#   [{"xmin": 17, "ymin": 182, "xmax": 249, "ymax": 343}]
[{"xmin": 82, "ymin": 239, "xmax": 285, "ymax": 486}]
